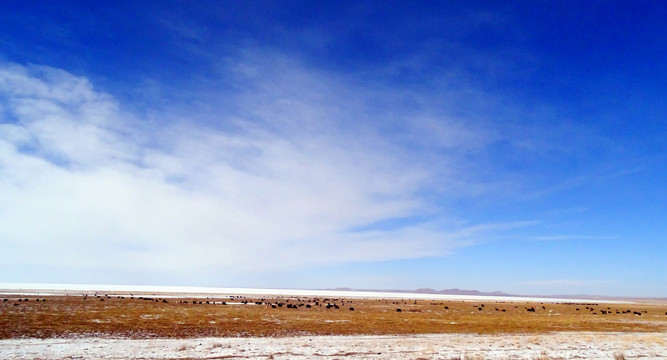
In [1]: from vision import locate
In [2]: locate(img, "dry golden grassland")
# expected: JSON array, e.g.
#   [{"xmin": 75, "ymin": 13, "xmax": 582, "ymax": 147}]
[{"xmin": 1, "ymin": 294, "xmax": 665, "ymax": 339}]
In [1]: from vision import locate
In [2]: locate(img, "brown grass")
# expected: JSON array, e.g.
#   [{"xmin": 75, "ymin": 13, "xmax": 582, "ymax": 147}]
[{"xmin": 1, "ymin": 295, "xmax": 665, "ymax": 339}]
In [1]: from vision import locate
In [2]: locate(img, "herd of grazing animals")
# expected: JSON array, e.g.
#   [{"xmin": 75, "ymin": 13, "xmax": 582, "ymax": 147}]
[
  {"xmin": 4, "ymin": 295, "xmax": 665, "ymax": 318},
  {"xmin": 2, "ymin": 294, "xmax": 666, "ymax": 339}
]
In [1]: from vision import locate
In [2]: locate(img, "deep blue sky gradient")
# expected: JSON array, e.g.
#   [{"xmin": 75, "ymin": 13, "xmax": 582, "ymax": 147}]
[{"xmin": 1, "ymin": 1, "xmax": 665, "ymax": 296}]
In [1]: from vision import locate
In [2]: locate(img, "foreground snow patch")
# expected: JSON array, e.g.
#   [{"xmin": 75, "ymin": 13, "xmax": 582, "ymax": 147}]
[{"xmin": 1, "ymin": 332, "xmax": 665, "ymax": 360}]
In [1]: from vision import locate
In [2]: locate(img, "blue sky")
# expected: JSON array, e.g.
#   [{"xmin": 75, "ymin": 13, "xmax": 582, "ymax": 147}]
[{"xmin": 0, "ymin": 1, "xmax": 665, "ymax": 297}]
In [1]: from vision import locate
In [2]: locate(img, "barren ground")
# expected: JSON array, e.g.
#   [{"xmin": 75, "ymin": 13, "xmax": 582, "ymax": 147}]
[{"xmin": 1, "ymin": 293, "xmax": 665, "ymax": 359}]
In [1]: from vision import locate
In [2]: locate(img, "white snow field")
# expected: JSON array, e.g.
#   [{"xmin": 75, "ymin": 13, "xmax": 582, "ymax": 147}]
[{"xmin": 1, "ymin": 332, "xmax": 665, "ymax": 359}]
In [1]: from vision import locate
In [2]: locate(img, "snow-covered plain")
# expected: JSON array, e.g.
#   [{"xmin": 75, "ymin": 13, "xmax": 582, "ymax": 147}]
[{"xmin": 1, "ymin": 332, "xmax": 665, "ymax": 360}]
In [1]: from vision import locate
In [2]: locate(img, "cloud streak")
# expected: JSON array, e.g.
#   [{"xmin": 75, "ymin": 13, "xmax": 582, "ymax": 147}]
[
  {"xmin": 530, "ymin": 235, "xmax": 617, "ymax": 242},
  {"xmin": 1, "ymin": 57, "xmax": 528, "ymax": 281}
]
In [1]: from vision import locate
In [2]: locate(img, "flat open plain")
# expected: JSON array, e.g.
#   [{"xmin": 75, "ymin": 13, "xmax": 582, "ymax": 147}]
[{"xmin": 1, "ymin": 287, "xmax": 665, "ymax": 359}]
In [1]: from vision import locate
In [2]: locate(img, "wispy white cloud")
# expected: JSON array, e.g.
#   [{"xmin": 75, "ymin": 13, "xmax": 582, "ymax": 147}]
[
  {"xmin": 530, "ymin": 235, "xmax": 617, "ymax": 242},
  {"xmin": 0, "ymin": 57, "xmax": 532, "ymax": 281},
  {"xmin": 522, "ymin": 164, "xmax": 646, "ymax": 202}
]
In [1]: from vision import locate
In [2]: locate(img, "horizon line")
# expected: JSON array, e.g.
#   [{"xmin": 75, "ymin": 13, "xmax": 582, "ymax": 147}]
[{"xmin": 0, "ymin": 282, "xmax": 638, "ymax": 304}]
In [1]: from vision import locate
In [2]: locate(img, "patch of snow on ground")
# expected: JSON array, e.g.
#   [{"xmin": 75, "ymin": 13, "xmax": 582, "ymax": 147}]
[{"xmin": 1, "ymin": 332, "xmax": 665, "ymax": 360}]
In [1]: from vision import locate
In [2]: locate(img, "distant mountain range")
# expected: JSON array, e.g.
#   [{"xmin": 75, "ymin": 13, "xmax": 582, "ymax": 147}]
[
  {"xmin": 415, "ymin": 288, "xmax": 513, "ymax": 296},
  {"xmin": 326, "ymin": 288, "xmax": 666, "ymax": 302},
  {"xmin": 328, "ymin": 287, "xmax": 512, "ymax": 297}
]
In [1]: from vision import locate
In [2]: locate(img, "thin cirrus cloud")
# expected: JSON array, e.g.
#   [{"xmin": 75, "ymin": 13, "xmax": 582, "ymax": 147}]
[
  {"xmin": 0, "ymin": 58, "xmax": 518, "ymax": 278},
  {"xmin": 530, "ymin": 235, "xmax": 617, "ymax": 242},
  {"xmin": 519, "ymin": 279, "xmax": 618, "ymax": 294}
]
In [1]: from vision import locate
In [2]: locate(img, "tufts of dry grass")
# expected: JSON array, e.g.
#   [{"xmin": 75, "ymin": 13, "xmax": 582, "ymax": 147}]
[
  {"xmin": 463, "ymin": 354, "xmax": 484, "ymax": 360},
  {"xmin": 177, "ymin": 344, "xmax": 191, "ymax": 351},
  {"xmin": 534, "ymin": 351, "xmax": 552, "ymax": 360},
  {"xmin": 1, "ymin": 295, "xmax": 665, "ymax": 339}
]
